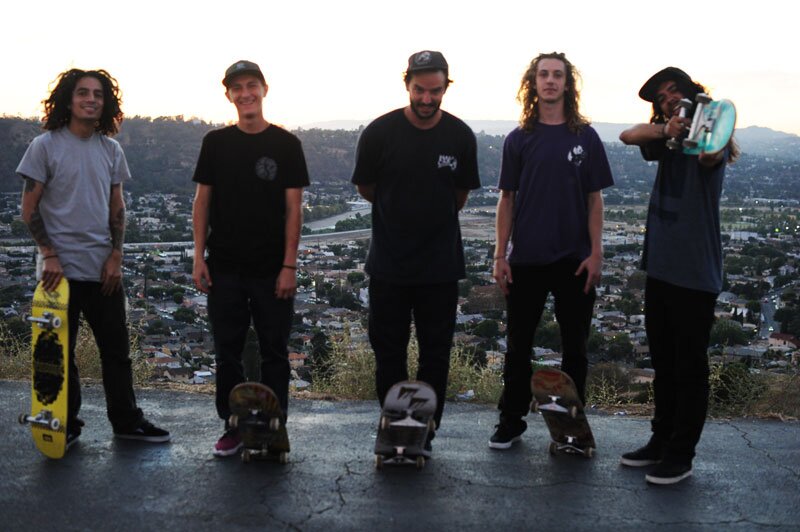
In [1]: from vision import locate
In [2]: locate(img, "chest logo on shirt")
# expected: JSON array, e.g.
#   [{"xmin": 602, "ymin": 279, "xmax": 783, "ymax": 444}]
[
  {"xmin": 567, "ymin": 145, "xmax": 585, "ymax": 167},
  {"xmin": 437, "ymin": 155, "xmax": 458, "ymax": 171},
  {"xmin": 255, "ymin": 156, "xmax": 278, "ymax": 181}
]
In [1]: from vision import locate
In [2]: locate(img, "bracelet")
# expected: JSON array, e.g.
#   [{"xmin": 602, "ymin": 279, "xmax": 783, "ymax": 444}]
[
  {"xmin": 43, "ymin": 255, "xmax": 58, "ymax": 260},
  {"xmin": 493, "ymin": 256, "xmax": 505, "ymax": 260},
  {"xmin": 282, "ymin": 264, "xmax": 297, "ymax": 270}
]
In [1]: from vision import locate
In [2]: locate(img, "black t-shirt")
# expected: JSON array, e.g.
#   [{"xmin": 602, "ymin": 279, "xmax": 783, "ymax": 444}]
[
  {"xmin": 193, "ymin": 125, "xmax": 309, "ymax": 277},
  {"xmin": 351, "ymin": 109, "xmax": 481, "ymax": 285}
]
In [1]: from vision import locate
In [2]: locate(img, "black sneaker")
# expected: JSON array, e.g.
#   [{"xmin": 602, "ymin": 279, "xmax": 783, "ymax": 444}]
[
  {"xmin": 489, "ymin": 419, "xmax": 527, "ymax": 450},
  {"xmin": 646, "ymin": 461, "xmax": 693, "ymax": 485},
  {"xmin": 114, "ymin": 420, "xmax": 171, "ymax": 443},
  {"xmin": 620, "ymin": 441, "xmax": 663, "ymax": 467}
]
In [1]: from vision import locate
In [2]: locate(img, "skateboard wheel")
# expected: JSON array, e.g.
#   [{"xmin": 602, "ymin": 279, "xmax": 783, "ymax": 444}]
[
  {"xmin": 278, "ymin": 452, "xmax": 288, "ymax": 465},
  {"xmin": 548, "ymin": 442, "xmax": 558, "ymax": 455},
  {"xmin": 269, "ymin": 417, "xmax": 280, "ymax": 431},
  {"xmin": 51, "ymin": 316, "xmax": 62, "ymax": 328},
  {"xmin": 530, "ymin": 400, "xmax": 539, "ymax": 414},
  {"xmin": 416, "ymin": 456, "xmax": 425, "ymax": 469},
  {"xmin": 241, "ymin": 449, "xmax": 251, "ymax": 463},
  {"xmin": 380, "ymin": 416, "xmax": 390, "ymax": 431},
  {"xmin": 229, "ymin": 415, "xmax": 238, "ymax": 429},
  {"xmin": 50, "ymin": 418, "xmax": 61, "ymax": 431},
  {"xmin": 427, "ymin": 419, "xmax": 436, "ymax": 432},
  {"xmin": 18, "ymin": 413, "xmax": 28, "ymax": 425},
  {"xmin": 375, "ymin": 454, "xmax": 384, "ymax": 470},
  {"xmin": 584, "ymin": 447, "xmax": 595, "ymax": 459},
  {"xmin": 569, "ymin": 406, "xmax": 578, "ymax": 419}
]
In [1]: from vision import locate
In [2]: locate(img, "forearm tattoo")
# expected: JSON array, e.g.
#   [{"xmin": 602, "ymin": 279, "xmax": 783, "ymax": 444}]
[
  {"xmin": 110, "ymin": 202, "xmax": 125, "ymax": 252},
  {"xmin": 23, "ymin": 178, "xmax": 53, "ymax": 249}
]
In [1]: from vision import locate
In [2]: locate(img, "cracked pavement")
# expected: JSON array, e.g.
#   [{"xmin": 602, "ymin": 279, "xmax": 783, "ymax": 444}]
[{"xmin": 2, "ymin": 379, "xmax": 798, "ymax": 530}]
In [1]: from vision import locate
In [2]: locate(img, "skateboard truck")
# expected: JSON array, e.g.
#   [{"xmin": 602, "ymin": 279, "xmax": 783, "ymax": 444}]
[
  {"xmin": 533, "ymin": 395, "xmax": 578, "ymax": 418},
  {"xmin": 682, "ymin": 93, "xmax": 714, "ymax": 150},
  {"xmin": 18, "ymin": 409, "xmax": 61, "ymax": 431},
  {"xmin": 666, "ymin": 98, "xmax": 693, "ymax": 150},
  {"xmin": 27, "ymin": 312, "xmax": 62, "ymax": 329}
]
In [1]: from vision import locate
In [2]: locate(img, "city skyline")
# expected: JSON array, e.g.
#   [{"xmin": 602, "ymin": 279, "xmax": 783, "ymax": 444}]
[{"xmin": 2, "ymin": 1, "xmax": 799, "ymax": 135}]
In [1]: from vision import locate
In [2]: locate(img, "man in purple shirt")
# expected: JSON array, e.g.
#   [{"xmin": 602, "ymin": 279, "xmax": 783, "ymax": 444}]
[{"xmin": 489, "ymin": 52, "xmax": 613, "ymax": 450}]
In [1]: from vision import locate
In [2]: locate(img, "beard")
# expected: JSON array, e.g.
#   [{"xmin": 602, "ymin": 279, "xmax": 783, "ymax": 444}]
[{"xmin": 409, "ymin": 99, "xmax": 440, "ymax": 121}]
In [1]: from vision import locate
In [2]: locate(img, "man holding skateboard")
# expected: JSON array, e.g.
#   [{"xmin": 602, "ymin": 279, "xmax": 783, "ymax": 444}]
[
  {"xmin": 18, "ymin": 68, "xmax": 170, "ymax": 449},
  {"xmin": 489, "ymin": 52, "xmax": 613, "ymax": 450},
  {"xmin": 352, "ymin": 50, "xmax": 480, "ymax": 451},
  {"xmin": 619, "ymin": 67, "xmax": 738, "ymax": 484},
  {"xmin": 192, "ymin": 60, "xmax": 309, "ymax": 457}
]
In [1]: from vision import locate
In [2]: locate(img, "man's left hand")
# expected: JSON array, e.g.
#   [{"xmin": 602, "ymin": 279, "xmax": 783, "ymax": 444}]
[
  {"xmin": 101, "ymin": 251, "xmax": 123, "ymax": 296},
  {"xmin": 275, "ymin": 267, "xmax": 297, "ymax": 300},
  {"xmin": 575, "ymin": 254, "xmax": 602, "ymax": 294}
]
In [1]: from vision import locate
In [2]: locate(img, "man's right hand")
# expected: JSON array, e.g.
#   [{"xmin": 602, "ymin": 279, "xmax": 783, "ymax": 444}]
[
  {"xmin": 41, "ymin": 255, "xmax": 64, "ymax": 292},
  {"xmin": 193, "ymin": 258, "xmax": 212, "ymax": 294},
  {"xmin": 493, "ymin": 257, "xmax": 513, "ymax": 296}
]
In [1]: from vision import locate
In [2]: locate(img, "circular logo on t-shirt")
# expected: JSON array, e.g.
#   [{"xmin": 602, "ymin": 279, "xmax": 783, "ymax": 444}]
[{"xmin": 255, "ymin": 156, "xmax": 278, "ymax": 181}]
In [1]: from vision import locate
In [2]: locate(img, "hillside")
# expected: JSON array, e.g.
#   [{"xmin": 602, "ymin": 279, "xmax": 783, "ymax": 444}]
[{"xmin": 1, "ymin": 116, "xmax": 797, "ymax": 201}]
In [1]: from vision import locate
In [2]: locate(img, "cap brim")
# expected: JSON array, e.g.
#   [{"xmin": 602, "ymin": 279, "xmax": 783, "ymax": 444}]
[{"xmin": 638, "ymin": 67, "xmax": 692, "ymax": 102}]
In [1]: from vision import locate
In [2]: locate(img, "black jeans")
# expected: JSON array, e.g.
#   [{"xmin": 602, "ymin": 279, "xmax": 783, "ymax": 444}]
[
  {"xmin": 368, "ymin": 278, "xmax": 458, "ymax": 427},
  {"xmin": 646, "ymin": 276, "xmax": 717, "ymax": 464},
  {"xmin": 208, "ymin": 271, "xmax": 293, "ymax": 422},
  {"xmin": 498, "ymin": 260, "xmax": 596, "ymax": 419},
  {"xmin": 67, "ymin": 281, "xmax": 143, "ymax": 432}
]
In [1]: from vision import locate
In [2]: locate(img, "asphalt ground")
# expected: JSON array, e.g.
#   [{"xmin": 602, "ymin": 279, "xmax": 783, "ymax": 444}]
[{"xmin": 2, "ymin": 379, "xmax": 799, "ymax": 531}]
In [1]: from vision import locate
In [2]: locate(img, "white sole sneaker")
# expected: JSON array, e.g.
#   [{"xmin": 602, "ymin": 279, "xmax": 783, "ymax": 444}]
[
  {"xmin": 488, "ymin": 435, "xmax": 521, "ymax": 450},
  {"xmin": 646, "ymin": 468, "xmax": 693, "ymax": 485}
]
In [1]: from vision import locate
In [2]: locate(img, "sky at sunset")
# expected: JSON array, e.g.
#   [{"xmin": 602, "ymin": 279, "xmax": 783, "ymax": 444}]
[{"xmin": 3, "ymin": 0, "xmax": 798, "ymax": 135}]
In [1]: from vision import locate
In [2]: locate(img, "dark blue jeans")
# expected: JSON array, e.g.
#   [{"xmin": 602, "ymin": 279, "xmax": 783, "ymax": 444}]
[
  {"xmin": 368, "ymin": 278, "xmax": 459, "ymax": 427},
  {"xmin": 498, "ymin": 260, "xmax": 596, "ymax": 420},
  {"xmin": 67, "ymin": 281, "xmax": 143, "ymax": 432},
  {"xmin": 208, "ymin": 271, "xmax": 293, "ymax": 422},
  {"xmin": 646, "ymin": 276, "xmax": 717, "ymax": 464}
]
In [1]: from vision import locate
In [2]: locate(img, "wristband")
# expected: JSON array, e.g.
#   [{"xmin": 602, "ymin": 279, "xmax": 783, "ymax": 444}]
[
  {"xmin": 493, "ymin": 256, "xmax": 505, "ymax": 260},
  {"xmin": 43, "ymin": 255, "xmax": 58, "ymax": 260},
  {"xmin": 282, "ymin": 264, "xmax": 297, "ymax": 270}
]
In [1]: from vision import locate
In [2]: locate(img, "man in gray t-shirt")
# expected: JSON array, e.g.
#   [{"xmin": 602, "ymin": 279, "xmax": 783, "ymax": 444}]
[{"xmin": 18, "ymin": 68, "xmax": 169, "ymax": 449}]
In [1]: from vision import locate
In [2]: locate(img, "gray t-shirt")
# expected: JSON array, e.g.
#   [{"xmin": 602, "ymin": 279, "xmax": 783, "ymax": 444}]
[
  {"xmin": 641, "ymin": 142, "xmax": 725, "ymax": 294},
  {"xmin": 17, "ymin": 128, "xmax": 131, "ymax": 282}
]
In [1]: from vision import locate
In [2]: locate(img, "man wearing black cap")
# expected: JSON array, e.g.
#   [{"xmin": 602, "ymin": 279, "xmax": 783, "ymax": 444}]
[
  {"xmin": 351, "ymin": 50, "xmax": 481, "ymax": 453},
  {"xmin": 619, "ymin": 67, "xmax": 739, "ymax": 484},
  {"xmin": 192, "ymin": 60, "xmax": 310, "ymax": 457}
]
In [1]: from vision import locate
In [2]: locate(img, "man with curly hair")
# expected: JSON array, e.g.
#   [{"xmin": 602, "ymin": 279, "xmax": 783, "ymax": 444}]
[
  {"xmin": 17, "ymin": 68, "xmax": 170, "ymax": 450},
  {"xmin": 619, "ymin": 67, "xmax": 739, "ymax": 485},
  {"xmin": 489, "ymin": 52, "xmax": 613, "ymax": 450}
]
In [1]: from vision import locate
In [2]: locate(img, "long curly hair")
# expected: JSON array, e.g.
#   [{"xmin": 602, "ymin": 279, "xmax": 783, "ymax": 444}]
[
  {"xmin": 517, "ymin": 52, "xmax": 588, "ymax": 134},
  {"xmin": 42, "ymin": 69, "xmax": 123, "ymax": 136},
  {"xmin": 649, "ymin": 77, "xmax": 740, "ymax": 163}
]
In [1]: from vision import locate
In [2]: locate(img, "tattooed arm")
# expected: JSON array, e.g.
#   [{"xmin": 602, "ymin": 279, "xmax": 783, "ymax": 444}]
[
  {"xmin": 101, "ymin": 183, "xmax": 125, "ymax": 295},
  {"xmin": 21, "ymin": 177, "xmax": 63, "ymax": 291}
]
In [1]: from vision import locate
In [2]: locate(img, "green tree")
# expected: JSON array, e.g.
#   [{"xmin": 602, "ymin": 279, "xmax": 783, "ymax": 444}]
[{"xmin": 710, "ymin": 319, "xmax": 749, "ymax": 347}]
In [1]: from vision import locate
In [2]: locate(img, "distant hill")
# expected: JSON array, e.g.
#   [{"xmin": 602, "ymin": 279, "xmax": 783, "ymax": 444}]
[
  {"xmin": 1, "ymin": 116, "xmax": 797, "ymax": 201},
  {"xmin": 303, "ymin": 119, "xmax": 800, "ymax": 156}
]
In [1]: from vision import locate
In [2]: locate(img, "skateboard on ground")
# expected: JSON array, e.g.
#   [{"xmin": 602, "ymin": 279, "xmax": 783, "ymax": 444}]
[
  {"xmin": 18, "ymin": 279, "xmax": 70, "ymax": 459},
  {"xmin": 374, "ymin": 380, "xmax": 437, "ymax": 470},
  {"xmin": 531, "ymin": 368, "xmax": 596, "ymax": 458},
  {"xmin": 668, "ymin": 93, "xmax": 736, "ymax": 156},
  {"xmin": 228, "ymin": 382, "xmax": 289, "ymax": 464}
]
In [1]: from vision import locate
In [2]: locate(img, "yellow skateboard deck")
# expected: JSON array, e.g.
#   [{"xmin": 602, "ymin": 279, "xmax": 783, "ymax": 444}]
[{"xmin": 19, "ymin": 279, "xmax": 70, "ymax": 459}]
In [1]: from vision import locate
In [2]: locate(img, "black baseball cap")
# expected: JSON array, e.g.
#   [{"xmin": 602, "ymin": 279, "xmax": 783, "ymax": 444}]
[
  {"xmin": 406, "ymin": 50, "xmax": 449, "ymax": 76},
  {"xmin": 222, "ymin": 60, "xmax": 266, "ymax": 87},
  {"xmin": 638, "ymin": 67, "xmax": 693, "ymax": 102}
]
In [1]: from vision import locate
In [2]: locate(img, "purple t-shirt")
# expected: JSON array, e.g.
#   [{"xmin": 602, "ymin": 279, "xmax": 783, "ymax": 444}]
[{"xmin": 498, "ymin": 123, "xmax": 613, "ymax": 265}]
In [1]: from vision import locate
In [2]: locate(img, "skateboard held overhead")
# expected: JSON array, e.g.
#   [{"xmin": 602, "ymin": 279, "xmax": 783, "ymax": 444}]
[
  {"xmin": 19, "ymin": 278, "xmax": 70, "ymax": 459},
  {"xmin": 374, "ymin": 380, "xmax": 437, "ymax": 470},
  {"xmin": 531, "ymin": 368, "xmax": 596, "ymax": 458},
  {"xmin": 228, "ymin": 382, "xmax": 289, "ymax": 464}
]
